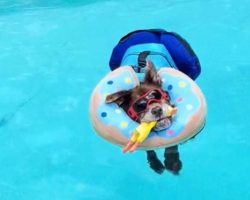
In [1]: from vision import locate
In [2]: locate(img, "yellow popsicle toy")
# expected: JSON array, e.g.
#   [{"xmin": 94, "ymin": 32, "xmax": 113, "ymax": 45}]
[{"xmin": 122, "ymin": 121, "xmax": 156, "ymax": 153}]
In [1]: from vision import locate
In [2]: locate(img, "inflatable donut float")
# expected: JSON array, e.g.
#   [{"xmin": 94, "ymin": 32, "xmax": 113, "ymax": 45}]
[{"xmin": 90, "ymin": 66, "xmax": 207, "ymax": 150}]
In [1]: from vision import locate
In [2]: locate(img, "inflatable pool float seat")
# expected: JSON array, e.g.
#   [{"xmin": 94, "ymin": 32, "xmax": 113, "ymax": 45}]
[{"xmin": 90, "ymin": 66, "xmax": 207, "ymax": 150}]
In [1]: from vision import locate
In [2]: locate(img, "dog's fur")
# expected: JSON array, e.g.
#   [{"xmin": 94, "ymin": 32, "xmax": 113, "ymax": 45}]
[{"xmin": 106, "ymin": 61, "xmax": 182, "ymax": 175}]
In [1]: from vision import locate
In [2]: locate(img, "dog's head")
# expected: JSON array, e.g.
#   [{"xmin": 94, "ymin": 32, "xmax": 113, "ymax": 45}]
[{"xmin": 105, "ymin": 61, "xmax": 177, "ymax": 131}]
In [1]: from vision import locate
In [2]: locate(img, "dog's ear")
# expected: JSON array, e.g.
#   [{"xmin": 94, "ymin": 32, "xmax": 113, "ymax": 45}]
[
  {"xmin": 143, "ymin": 60, "xmax": 162, "ymax": 86},
  {"xmin": 105, "ymin": 90, "xmax": 131, "ymax": 106}
]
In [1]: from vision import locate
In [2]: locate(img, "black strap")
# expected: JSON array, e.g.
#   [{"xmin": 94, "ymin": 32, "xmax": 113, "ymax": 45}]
[{"xmin": 135, "ymin": 51, "xmax": 150, "ymax": 73}]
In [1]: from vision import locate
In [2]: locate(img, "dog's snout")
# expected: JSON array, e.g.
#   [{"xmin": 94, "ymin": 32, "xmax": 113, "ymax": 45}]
[{"xmin": 151, "ymin": 106, "xmax": 163, "ymax": 117}]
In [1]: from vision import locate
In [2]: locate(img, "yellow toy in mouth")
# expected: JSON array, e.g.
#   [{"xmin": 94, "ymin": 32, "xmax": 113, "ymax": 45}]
[
  {"xmin": 123, "ymin": 105, "xmax": 178, "ymax": 153},
  {"xmin": 123, "ymin": 121, "xmax": 157, "ymax": 153}
]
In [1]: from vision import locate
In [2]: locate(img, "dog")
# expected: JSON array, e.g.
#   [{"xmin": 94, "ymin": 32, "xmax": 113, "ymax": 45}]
[{"xmin": 105, "ymin": 61, "xmax": 182, "ymax": 175}]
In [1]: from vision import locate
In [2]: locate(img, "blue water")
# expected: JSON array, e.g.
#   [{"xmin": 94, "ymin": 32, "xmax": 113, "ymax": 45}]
[{"xmin": 0, "ymin": 0, "xmax": 249, "ymax": 199}]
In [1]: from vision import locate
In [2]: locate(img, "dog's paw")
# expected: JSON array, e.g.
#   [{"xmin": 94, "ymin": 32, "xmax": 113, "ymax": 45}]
[
  {"xmin": 164, "ymin": 159, "xmax": 182, "ymax": 175},
  {"xmin": 148, "ymin": 158, "xmax": 165, "ymax": 174},
  {"xmin": 147, "ymin": 151, "xmax": 165, "ymax": 174}
]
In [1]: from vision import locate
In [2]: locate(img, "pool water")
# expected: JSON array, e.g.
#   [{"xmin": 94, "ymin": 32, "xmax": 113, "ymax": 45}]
[{"xmin": 0, "ymin": 0, "xmax": 249, "ymax": 199}]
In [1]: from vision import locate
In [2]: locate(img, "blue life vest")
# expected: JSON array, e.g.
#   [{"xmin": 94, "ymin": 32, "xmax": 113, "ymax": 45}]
[{"xmin": 109, "ymin": 29, "xmax": 201, "ymax": 80}]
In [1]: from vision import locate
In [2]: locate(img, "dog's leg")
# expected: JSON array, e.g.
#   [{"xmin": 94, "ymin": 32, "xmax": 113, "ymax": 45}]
[
  {"xmin": 146, "ymin": 150, "xmax": 165, "ymax": 174},
  {"xmin": 164, "ymin": 145, "xmax": 182, "ymax": 175}
]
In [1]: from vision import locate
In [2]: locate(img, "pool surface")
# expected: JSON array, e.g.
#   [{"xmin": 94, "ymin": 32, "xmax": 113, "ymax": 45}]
[{"xmin": 0, "ymin": 0, "xmax": 250, "ymax": 199}]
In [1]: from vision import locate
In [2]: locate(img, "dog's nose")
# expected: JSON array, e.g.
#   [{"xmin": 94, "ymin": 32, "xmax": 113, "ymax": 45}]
[{"xmin": 151, "ymin": 106, "xmax": 163, "ymax": 117}]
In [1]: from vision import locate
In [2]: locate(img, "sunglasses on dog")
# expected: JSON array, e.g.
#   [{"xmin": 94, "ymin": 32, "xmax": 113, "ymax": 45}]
[{"xmin": 127, "ymin": 89, "xmax": 169, "ymax": 121}]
